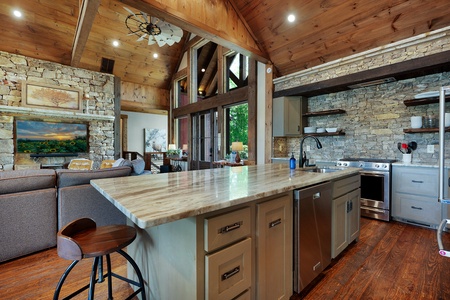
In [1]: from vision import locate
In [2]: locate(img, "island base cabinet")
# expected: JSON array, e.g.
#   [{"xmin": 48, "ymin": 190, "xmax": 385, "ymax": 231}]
[
  {"xmin": 205, "ymin": 238, "xmax": 252, "ymax": 300},
  {"xmin": 332, "ymin": 174, "xmax": 361, "ymax": 259},
  {"xmin": 256, "ymin": 194, "xmax": 292, "ymax": 300},
  {"xmin": 127, "ymin": 217, "xmax": 199, "ymax": 300},
  {"xmin": 125, "ymin": 193, "xmax": 293, "ymax": 300}
]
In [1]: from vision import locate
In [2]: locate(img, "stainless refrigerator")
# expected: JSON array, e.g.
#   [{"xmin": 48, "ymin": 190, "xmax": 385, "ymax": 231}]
[{"xmin": 437, "ymin": 86, "xmax": 450, "ymax": 256}]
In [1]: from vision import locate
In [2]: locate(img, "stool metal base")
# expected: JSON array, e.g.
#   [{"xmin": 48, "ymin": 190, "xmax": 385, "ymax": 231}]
[{"xmin": 54, "ymin": 249, "xmax": 146, "ymax": 300}]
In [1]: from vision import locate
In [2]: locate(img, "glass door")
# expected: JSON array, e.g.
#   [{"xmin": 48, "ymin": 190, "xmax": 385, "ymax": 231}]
[{"xmin": 191, "ymin": 109, "xmax": 219, "ymax": 170}]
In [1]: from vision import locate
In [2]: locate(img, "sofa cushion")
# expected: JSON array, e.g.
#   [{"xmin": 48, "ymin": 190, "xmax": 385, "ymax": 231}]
[
  {"xmin": 56, "ymin": 166, "xmax": 131, "ymax": 188},
  {"xmin": 58, "ymin": 185, "xmax": 126, "ymax": 229},
  {"xmin": 131, "ymin": 159, "xmax": 145, "ymax": 175},
  {"xmin": 0, "ymin": 169, "xmax": 56, "ymax": 195},
  {"xmin": 0, "ymin": 188, "xmax": 57, "ymax": 262}
]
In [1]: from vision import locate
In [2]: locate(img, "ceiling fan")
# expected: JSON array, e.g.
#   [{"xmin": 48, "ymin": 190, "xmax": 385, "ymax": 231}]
[{"xmin": 124, "ymin": 7, "xmax": 183, "ymax": 47}]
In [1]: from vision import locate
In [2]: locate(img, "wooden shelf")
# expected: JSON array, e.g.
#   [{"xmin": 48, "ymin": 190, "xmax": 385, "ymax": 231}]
[
  {"xmin": 403, "ymin": 127, "xmax": 450, "ymax": 133},
  {"xmin": 403, "ymin": 95, "xmax": 450, "ymax": 106},
  {"xmin": 303, "ymin": 109, "xmax": 346, "ymax": 117},
  {"xmin": 303, "ymin": 131, "xmax": 345, "ymax": 136}
]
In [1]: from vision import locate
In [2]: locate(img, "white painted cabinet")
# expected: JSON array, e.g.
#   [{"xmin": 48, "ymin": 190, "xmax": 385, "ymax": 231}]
[
  {"xmin": 392, "ymin": 165, "xmax": 448, "ymax": 228},
  {"xmin": 273, "ymin": 96, "xmax": 307, "ymax": 136},
  {"xmin": 332, "ymin": 174, "xmax": 361, "ymax": 258}
]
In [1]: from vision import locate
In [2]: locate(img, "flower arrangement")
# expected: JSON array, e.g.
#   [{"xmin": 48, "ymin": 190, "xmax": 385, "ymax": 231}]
[{"xmin": 167, "ymin": 149, "xmax": 181, "ymax": 158}]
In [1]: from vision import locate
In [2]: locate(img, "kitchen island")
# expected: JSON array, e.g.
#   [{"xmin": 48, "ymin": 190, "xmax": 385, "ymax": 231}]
[{"xmin": 91, "ymin": 164, "xmax": 360, "ymax": 300}]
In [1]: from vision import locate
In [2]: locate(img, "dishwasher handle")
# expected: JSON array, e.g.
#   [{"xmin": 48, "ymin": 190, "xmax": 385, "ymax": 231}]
[{"xmin": 437, "ymin": 219, "xmax": 450, "ymax": 257}]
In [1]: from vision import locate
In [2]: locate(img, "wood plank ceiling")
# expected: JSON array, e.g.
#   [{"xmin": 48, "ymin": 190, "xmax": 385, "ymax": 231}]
[{"xmin": 1, "ymin": 0, "xmax": 450, "ymax": 95}]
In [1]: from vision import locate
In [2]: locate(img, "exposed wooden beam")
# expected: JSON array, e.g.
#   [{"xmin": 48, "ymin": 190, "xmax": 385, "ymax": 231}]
[
  {"xmin": 121, "ymin": 100, "xmax": 169, "ymax": 114},
  {"xmin": 71, "ymin": 0, "xmax": 101, "ymax": 67},
  {"xmin": 172, "ymin": 86, "xmax": 248, "ymax": 118},
  {"xmin": 119, "ymin": 0, "xmax": 269, "ymax": 64}
]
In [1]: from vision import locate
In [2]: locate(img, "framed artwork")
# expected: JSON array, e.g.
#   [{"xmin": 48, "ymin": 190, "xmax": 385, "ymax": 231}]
[
  {"xmin": 144, "ymin": 128, "xmax": 167, "ymax": 152},
  {"xmin": 22, "ymin": 82, "xmax": 82, "ymax": 112}
]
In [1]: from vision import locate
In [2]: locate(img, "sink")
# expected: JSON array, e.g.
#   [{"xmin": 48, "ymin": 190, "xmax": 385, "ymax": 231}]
[{"xmin": 304, "ymin": 167, "xmax": 346, "ymax": 173}]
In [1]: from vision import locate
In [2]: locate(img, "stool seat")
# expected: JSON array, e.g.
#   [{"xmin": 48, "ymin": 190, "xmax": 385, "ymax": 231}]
[{"xmin": 54, "ymin": 218, "xmax": 146, "ymax": 300}]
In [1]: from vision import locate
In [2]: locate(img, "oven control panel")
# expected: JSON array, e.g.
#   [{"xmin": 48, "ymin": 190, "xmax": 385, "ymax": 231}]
[{"xmin": 337, "ymin": 161, "xmax": 391, "ymax": 172}]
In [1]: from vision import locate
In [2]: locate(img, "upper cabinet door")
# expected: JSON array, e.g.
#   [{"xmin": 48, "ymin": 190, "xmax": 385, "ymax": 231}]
[{"xmin": 273, "ymin": 96, "xmax": 307, "ymax": 137}]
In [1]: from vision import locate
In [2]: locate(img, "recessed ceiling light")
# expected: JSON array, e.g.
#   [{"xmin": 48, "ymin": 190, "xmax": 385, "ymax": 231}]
[
  {"xmin": 153, "ymin": 53, "xmax": 158, "ymax": 58},
  {"xmin": 13, "ymin": 10, "xmax": 22, "ymax": 18},
  {"xmin": 201, "ymin": 68, "xmax": 205, "ymax": 72},
  {"xmin": 112, "ymin": 40, "xmax": 119, "ymax": 47},
  {"xmin": 287, "ymin": 14, "xmax": 296, "ymax": 22}
]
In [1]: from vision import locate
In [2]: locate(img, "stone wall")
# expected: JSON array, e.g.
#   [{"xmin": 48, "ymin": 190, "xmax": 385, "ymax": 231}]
[
  {"xmin": 0, "ymin": 51, "xmax": 116, "ymax": 170},
  {"xmin": 274, "ymin": 26, "xmax": 450, "ymax": 165}
]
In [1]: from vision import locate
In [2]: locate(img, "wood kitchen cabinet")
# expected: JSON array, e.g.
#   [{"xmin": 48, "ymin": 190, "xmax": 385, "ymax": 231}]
[
  {"xmin": 331, "ymin": 174, "xmax": 361, "ymax": 258},
  {"xmin": 273, "ymin": 96, "xmax": 307, "ymax": 136},
  {"xmin": 127, "ymin": 192, "xmax": 293, "ymax": 300},
  {"xmin": 256, "ymin": 194, "xmax": 292, "ymax": 300},
  {"xmin": 392, "ymin": 165, "xmax": 448, "ymax": 228}
]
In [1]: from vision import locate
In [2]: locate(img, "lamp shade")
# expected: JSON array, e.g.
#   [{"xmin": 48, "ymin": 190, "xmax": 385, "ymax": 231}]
[
  {"xmin": 182, "ymin": 144, "xmax": 188, "ymax": 151},
  {"xmin": 232, "ymin": 142, "xmax": 243, "ymax": 152},
  {"xmin": 168, "ymin": 144, "xmax": 176, "ymax": 150}
]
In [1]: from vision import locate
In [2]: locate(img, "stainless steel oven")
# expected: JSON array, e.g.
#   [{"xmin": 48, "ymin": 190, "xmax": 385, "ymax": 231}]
[{"xmin": 337, "ymin": 158, "xmax": 396, "ymax": 221}]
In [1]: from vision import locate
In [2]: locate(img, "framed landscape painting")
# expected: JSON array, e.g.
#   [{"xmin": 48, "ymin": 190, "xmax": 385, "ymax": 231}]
[{"xmin": 22, "ymin": 82, "xmax": 82, "ymax": 112}]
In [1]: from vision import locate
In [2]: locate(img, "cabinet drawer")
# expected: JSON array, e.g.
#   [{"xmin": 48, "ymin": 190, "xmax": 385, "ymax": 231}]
[
  {"xmin": 396, "ymin": 193, "xmax": 441, "ymax": 225},
  {"xmin": 394, "ymin": 168, "xmax": 438, "ymax": 197},
  {"xmin": 204, "ymin": 207, "xmax": 251, "ymax": 252},
  {"xmin": 205, "ymin": 238, "xmax": 252, "ymax": 300},
  {"xmin": 333, "ymin": 174, "xmax": 360, "ymax": 198}
]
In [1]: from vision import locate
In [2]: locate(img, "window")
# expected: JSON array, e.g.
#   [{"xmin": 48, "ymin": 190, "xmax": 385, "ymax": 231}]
[
  {"xmin": 225, "ymin": 53, "xmax": 248, "ymax": 92},
  {"xmin": 225, "ymin": 102, "xmax": 248, "ymax": 160}
]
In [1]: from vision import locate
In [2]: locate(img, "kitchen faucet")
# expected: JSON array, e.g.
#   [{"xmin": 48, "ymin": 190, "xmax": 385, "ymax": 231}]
[{"xmin": 299, "ymin": 135, "xmax": 322, "ymax": 168}]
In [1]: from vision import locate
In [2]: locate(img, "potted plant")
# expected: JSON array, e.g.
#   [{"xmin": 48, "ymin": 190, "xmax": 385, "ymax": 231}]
[{"xmin": 167, "ymin": 149, "xmax": 181, "ymax": 158}]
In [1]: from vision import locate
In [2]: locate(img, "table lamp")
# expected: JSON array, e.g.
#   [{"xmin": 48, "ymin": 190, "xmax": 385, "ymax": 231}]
[{"xmin": 232, "ymin": 142, "xmax": 243, "ymax": 163}]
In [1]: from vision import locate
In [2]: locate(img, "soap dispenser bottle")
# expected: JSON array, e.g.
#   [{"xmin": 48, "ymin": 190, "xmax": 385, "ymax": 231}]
[{"xmin": 289, "ymin": 152, "xmax": 296, "ymax": 169}]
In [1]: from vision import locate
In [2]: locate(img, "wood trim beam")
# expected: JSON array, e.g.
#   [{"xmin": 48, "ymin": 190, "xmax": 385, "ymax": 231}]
[
  {"xmin": 119, "ymin": 0, "xmax": 269, "ymax": 63},
  {"xmin": 172, "ymin": 87, "xmax": 248, "ymax": 118},
  {"xmin": 274, "ymin": 50, "xmax": 450, "ymax": 98},
  {"xmin": 121, "ymin": 100, "xmax": 169, "ymax": 114},
  {"xmin": 71, "ymin": 0, "xmax": 101, "ymax": 67}
]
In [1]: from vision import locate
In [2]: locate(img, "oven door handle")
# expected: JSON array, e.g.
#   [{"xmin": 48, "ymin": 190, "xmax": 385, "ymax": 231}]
[{"xmin": 360, "ymin": 172, "xmax": 385, "ymax": 177}]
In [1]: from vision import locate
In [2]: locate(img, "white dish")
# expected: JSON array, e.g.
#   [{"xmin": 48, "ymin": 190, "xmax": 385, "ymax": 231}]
[
  {"xmin": 325, "ymin": 128, "xmax": 338, "ymax": 133},
  {"xmin": 316, "ymin": 128, "xmax": 326, "ymax": 133},
  {"xmin": 304, "ymin": 126, "xmax": 316, "ymax": 133}
]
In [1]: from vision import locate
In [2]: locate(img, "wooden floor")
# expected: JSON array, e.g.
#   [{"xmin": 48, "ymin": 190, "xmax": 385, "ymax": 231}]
[{"xmin": 1, "ymin": 218, "xmax": 450, "ymax": 299}]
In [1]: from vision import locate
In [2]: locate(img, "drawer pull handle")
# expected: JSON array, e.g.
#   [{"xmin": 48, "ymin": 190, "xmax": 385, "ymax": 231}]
[
  {"xmin": 269, "ymin": 218, "xmax": 282, "ymax": 228},
  {"xmin": 222, "ymin": 266, "xmax": 240, "ymax": 281},
  {"xmin": 411, "ymin": 206, "xmax": 423, "ymax": 210},
  {"xmin": 219, "ymin": 221, "xmax": 242, "ymax": 234},
  {"xmin": 411, "ymin": 180, "xmax": 424, "ymax": 183}
]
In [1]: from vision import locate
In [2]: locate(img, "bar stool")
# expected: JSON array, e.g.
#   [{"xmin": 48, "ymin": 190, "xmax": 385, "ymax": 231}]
[{"xmin": 54, "ymin": 218, "xmax": 146, "ymax": 300}]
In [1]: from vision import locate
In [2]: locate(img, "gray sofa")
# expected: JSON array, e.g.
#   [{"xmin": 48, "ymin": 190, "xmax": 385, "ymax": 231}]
[{"xmin": 0, "ymin": 166, "xmax": 132, "ymax": 263}]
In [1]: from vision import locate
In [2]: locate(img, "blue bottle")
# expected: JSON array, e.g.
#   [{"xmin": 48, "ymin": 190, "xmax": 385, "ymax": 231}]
[{"xmin": 289, "ymin": 152, "xmax": 296, "ymax": 169}]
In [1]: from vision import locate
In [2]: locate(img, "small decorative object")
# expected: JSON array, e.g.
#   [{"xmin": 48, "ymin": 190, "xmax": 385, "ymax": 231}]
[
  {"xmin": 232, "ymin": 142, "xmax": 243, "ymax": 163},
  {"xmin": 290, "ymin": 152, "xmax": 296, "ymax": 169}
]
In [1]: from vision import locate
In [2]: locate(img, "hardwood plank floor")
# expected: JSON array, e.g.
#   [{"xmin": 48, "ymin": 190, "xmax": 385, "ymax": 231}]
[
  {"xmin": 1, "ymin": 218, "xmax": 450, "ymax": 299},
  {"xmin": 293, "ymin": 218, "xmax": 450, "ymax": 300}
]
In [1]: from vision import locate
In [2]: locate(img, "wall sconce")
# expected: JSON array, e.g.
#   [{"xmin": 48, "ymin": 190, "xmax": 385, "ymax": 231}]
[
  {"xmin": 231, "ymin": 142, "xmax": 243, "ymax": 163},
  {"xmin": 84, "ymin": 93, "xmax": 90, "ymax": 114}
]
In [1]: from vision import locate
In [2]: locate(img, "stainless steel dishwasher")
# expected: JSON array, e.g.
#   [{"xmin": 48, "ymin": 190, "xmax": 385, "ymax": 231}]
[{"xmin": 293, "ymin": 181, "xmax": 332, "ymax": 292}]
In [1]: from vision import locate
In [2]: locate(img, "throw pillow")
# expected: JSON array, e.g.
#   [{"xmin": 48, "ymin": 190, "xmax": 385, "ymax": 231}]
[{"xmin": 131, "ymin": 159, "xmax": 145, "ymax": 175}]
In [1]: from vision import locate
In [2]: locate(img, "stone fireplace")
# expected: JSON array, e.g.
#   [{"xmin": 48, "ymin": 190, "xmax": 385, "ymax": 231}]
[{"xmin": 0, "ymin": 51, "xmax": 118, "ymax": 170}]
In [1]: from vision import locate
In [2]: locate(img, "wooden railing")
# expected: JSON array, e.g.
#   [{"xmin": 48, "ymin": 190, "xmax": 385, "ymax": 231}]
[{"xmin": 122, "ymin": 151, "xmax": 167, "ymax": 171}]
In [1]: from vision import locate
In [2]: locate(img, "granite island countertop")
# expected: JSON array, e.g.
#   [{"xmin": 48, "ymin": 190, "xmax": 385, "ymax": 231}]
[{"xmin": 91, "ymin": 164, "xmax": 360, "ymax": 229}]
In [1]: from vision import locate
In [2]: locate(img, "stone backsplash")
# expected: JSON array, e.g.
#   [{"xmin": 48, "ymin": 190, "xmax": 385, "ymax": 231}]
[
  {"xmin": 280, "ymin": 72, "xmax": 450, "ymax": 165},
  {"xmin": 0, "ymin": 51, "xmax": 116, "ymax": 170}
]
